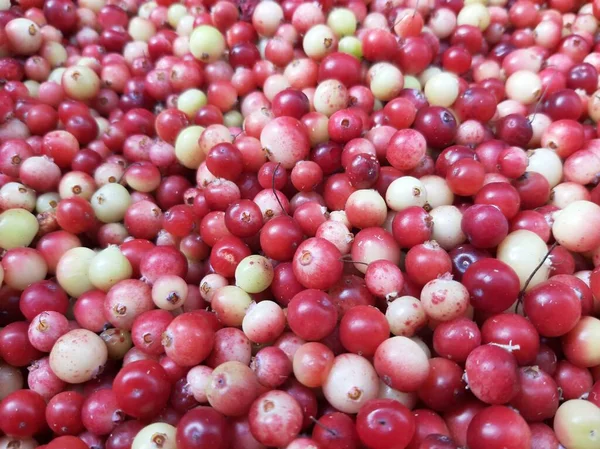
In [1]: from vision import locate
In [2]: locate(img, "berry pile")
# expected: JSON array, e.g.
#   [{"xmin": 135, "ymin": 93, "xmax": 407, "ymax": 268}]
[{"xmin": 1, "ymin": 0, "xmax": 600, "ymax": 448}]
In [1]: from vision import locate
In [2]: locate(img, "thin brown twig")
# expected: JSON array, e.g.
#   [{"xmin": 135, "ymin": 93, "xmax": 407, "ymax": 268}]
[
  {"xmin": 339, "ymin": 257, "xmax": 369, "ymax": 266},
  {"xmin": 309, "ymin": 416, "xmax": 336, "ymax": 436},
  {"xmin": 272, "ymin": 162, "xmax": 288, "ymax": 216},
  {"xmin": 515, "ymin": 242, "xmax": 557, "ymax": 314},
  {"xmin": 529, "ymin": 67, "xmax": 558, "ymax": 124}
]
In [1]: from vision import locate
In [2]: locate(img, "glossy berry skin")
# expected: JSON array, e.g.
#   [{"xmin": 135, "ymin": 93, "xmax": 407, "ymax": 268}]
[
  {"xmin": 272, "ymin": 89, "xmax": 311, "ymax": 119},
  {"xmin": 495, "ymin": 114, "xmax": 533, "ymax": 147},
  {"xmin": 529, "ymin": 423, "xmax": 560, "ymax": 449},
  {"xmin": 106, "ymin": 420, "xmax": 145, "ymax": 449},
  {"xmin": 418, "ymin": 434, "xmax": 459, "ymax": 449},
  {"xmin": 209, "ymin": 236, "xmax": 252, "ymax": 278},
  {"xmin": 248, "ymin": 390, "xmax": 303, "ymax": 447},
  {"xmin": 523, "ymin": 280, "xmax": 582, "ymax": 337},
  {"xmin": 45, "ymin": 391, "xmax": 85, "ymax": 436},
  {"xmin": 446, "ymin": 159, "xmax": 485, "ymax": 197},
  {"xmin": 328, "ymin": 109, "xmax": 363, "ymax": 144},
  {"xmin": 46, "ymin": 436, "xmax": 89, "ymax": 449},
  {"xmin": 56, "ymin": 197, "xmax": 96, "ymax": 234},
  {"xmin": 405, "ymin": 242, "xmax": 452, "ymax": 287},
  {"xmin": 417, "ymin": 358, "xmax": 466, "ymax": 413},
  {"xmin": 270, "ymin": 262, "xmax": 304, "ymax": 307},
  {"xmin": 318, "ymin": 53, "xmax": 362, "ymax": 87},
  {"xmin": 551, "ymin": 275, "xmax": 593, "ymax": 317},
  {"xmin": 287, "ymin": 289, "xmax": 338, "ymax": 341},
  {"xmin": 448, "ymin": 245, "xmax": 490, "ymax": 282},
  {"xmin": 443, "ymin": 399, "xmax": 485, "ymax": 447},
  {"xmin": 454, "ymin": 87, "xmax": 496, "ymax": 122},
  {"xmin": 81, "ymin": 388, "xmax": 124, "ymax": 436},
  {"xmin": 509, "ymin": 366, "xmax": 559, "ymax": 422},
  {"xmin": 474, "ymin": 182, "xmax": 521, "ymax": 220},
  {"xmin": 206, "ymin": 143, "xmax": 244, "ymax": 181},
  {"xmin": 401, "ymin": 409, "xmax": 447, "ymax": 449},
  {"xmin": 312, "ymin": 411, "xmax": 360, "ymax": 449},
  {"xmin": 464, "ymin": 345, "xmax": 519, "ymax": 405},
  {"xmin": 435, "ymin": 145, "xmax": 476, "ymax": 178},
  {"xmin": 44, "ymin": 0, "xmax": 78, "ymax": 34},
  {"xmin": 225, "ymin": 200, "xmax": 264, "ymax": 238},
  {"xmin": 461, "ymin": 205, "xmax": 509, "ymax": 249},
  {"xmin": 140, "ymin": 246, "xmax": 188, "ymax": 283},
  {"xmin": 112, "ymin": 360, "xmax": 171, "ymax": 420},
  {"xmin": 339, "ymin": 305, "xmax": 390, "ymax": 357},
  {"xmin": 392, "ymin": 207, "xmax": 433, "ymax": 248},
  {"xmin": 0, "ymin": 389, "xmax": 47, "ymax": 438},
  {"xmin": 346, "ymin": 153, "xmax": 380, "ymax": 189},
  {"xmin": 413, "ymin": 107, "xmax": 457, "ymax": 149},
  {"xmin": 462, "ymin": 259, "xmax": 520, "ymax": 313},
  {"xmin": 513, "ymin": 172, "xmax": 550, "ymax": 209},
  {"xmin": 466, "ymin": 406, "xmax": 531, "ymax": 449},
  {"xmin": 0, "ymin": 321, "xmax": 43, "ymax": 367},
  {"xmin": 553, "ymin": 361, "xmax": 594, "ymax": 401},
  {"xmin": 543, "ymin": 89, "xmax": 583, "ymax": 121},
  {"xmin": 260, "ymin": 216, "xmax": 304, "ymax": 261},
  {"xmin": 433, "ymin": 318, "xmax": 481, "ymax": 364},
  {"xmin": 356, "ymin": 399, "xmax": 416, "ymax": 449},
  {"xmin": 176, "ymin": 407, "xmax": 231, "ymax": 449},
  {"xmin": 480, "ymin": 314, "xmax": 540, "ymax": 366},
  {"xmin": 162, "ymin": 312, "xmax": 216, "ymax": 366},
  {"xmin": 292, "ymin": 237, "xmax": 344, "ymax": 291}
]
